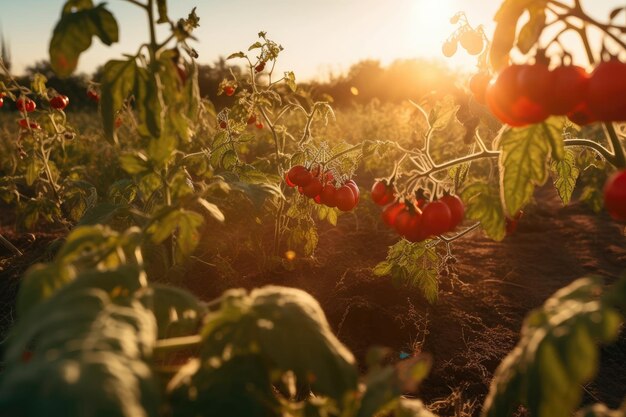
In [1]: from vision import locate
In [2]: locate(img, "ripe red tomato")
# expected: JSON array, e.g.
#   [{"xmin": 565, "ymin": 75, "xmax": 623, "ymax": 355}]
[
  {"xmin": 459, "ymin": 30, "xmax": 483, "ymax": 55},
  {"xmin": 394, "ymin": 209, "xmax": 414, "ymax": 236},
  {"xmin": 0, "ymin": 97, "xmax": 4, "ymax": 108},
  {"xmin": 224, "ymin": 86, "xmax": 235, "ymax": 96},
  {"xmin": 547, "ymin": 65, "xmax": 589, "ymax": 115},
  {"xmin": 87, "ymin": 90, "xmax": 100, "ymax": 102},
  {"xmin": 442, "ymin": 40, "xmax": 457, "ymax": 57},
  {"xmin": 336, "ymin": 185, "xmax": 357, "ymax": 211},
  {"xmin": 371, "ymin": 180, "xmax": 394, "ymax": 205},
  {"xmin": 420, "ymin": 201, "xmax": 452, "ymax": 237},
  {"xmin": 603, "ymin": 170, "xmax": 626, "ymax": 221},
  {"xmin": 314, "ymin": 194, "xmax": 322, "ymax": 204},
  {"xmin": 247, "ymin": 115, "xmax": 256, "ymax": 125},
  {"xmin": 440, "ymin": 194, "xmax": 464, "ymax": 229},
  {"xmin": 567, "ymin": 103, "xmax": 596, "ymax": 126},
  {"xmin": 288, "ymin": 165, "xmax": 313, "ymax": 187},
  {"xmin": 382, "ymin": 202, "xmax": 405, "ymax": 227},
  {"xmin": 255, "ymin": 62, "xmax": 266, "ymax": 73},
  {"xmin": 219, "ymin": 121, "xmax": 227, "ymax": 129},
  {"xmin": 587, "ymin": 60, "xmax": 626, "ymax": 121},
  {"xmin": 50, "ymin": 95, "xmax": 69, "ymax": 110},
  {"xmin": 487, "ymin": 65, "xmax": 548, "ymax": 126},
  {"xmin": 255, "ymin": 121, "xmax": 264, "ymax": 129},
  {"xmin": 320, "ymin": 184, "xmax": 337, "ymax": 207},
  {"xmin": 469, "ymin": 72, "xmax": 491, "ymax": 104},
  {"xmin": 285, "ymin": 172, "xmax": 296, "ymax": 187},
  {"xmin": 345, "ymin": 180, "xmax": 360, "ymax": 204},
  {"xmin": 16, "ymin": 98, "xmax": 36, "ymax": 113},
  {"xmin": 405, "ymin": 212, "xmax": 428, "ymax": 242},
  {"xmin": 302, "ymin": 177, "xmax": 323, "ymax": 198},
  {"xmin": 517, "ymin": 63, "xmax": 552, "ymax": 107},
  {"xmin": 18, "ymin": 119, "xmax": 40, "ymax": 130}
]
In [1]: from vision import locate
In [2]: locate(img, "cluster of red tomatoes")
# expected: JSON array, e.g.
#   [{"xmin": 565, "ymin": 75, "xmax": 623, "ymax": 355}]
[
  {"xmin": 604, "ymin": 170, "xmax": 626, "ymax": 222},
  {"xmin": 371, "ymin": 180, "xmax": 465, "ymax": 242},
  {"xmin": 471, "ymin": 59, "xmax": 626, "ymax": 126},
  {"xmin": 286, "ymin": 165, "xmax": 359, "ymax": 211},
  {"xmin": 11, "ymin": 95, "xmax": 70, "ymax": 130}
]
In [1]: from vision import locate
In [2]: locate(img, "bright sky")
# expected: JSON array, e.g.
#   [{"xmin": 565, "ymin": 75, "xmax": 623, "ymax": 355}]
[{"xmin": 0, "ymin": 1, "xmax": 622, "ymax": 81}]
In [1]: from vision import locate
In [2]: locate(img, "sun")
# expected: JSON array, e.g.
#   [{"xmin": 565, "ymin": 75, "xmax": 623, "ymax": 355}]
[{"xmin": 410, "ymin": 0, "xmax": 457, "ymax": 54}]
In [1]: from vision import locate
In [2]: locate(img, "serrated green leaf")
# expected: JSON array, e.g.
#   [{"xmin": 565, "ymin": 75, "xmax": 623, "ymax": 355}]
[
  {"xmin": 462, "ymin": 183, "xmax": 506, "ymax": 241},
  {"xmin": 551, "ymin": 149, "xmax": 579, "ymax": 205},
  {"xmin": 227, "ymin": 52, "xmax": 245, "ymax": 60},
  {"xmin": 134, "ymin": 67, "xmax": 162, "ymax": 139},
  {"xmin": 248, "ymin": 41, "xmax": 263, "ymax": 50},
  {"xmin": 49, "ymin": 4, "xmax": 119, "ymax": 77},
  {"xmin": 372, "ymin": 261, "xmax": 392, "ymax": 277},
  {"xmin": 517, "ymin": 4, "xmax": 546, "ymax": 54},
  {"xmin": 197, "ymin": 198, "xmax": 225, "ymax": 222},
  {"xmin": 497, "ymin": 118, "xmax": 564, "ymax": 215},
  {"xmin": 100, "ymin": 59, "xmax": 137, "ymax": 144},
  {"xmin": 119, "ymin": 152, "xmax": 149, "ymax": 175}
]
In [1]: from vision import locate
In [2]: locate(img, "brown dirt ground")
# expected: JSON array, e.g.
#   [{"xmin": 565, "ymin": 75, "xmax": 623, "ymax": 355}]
[{"xmin": 1, "ymin": 182, "xmax": 625, "ymax": 415}]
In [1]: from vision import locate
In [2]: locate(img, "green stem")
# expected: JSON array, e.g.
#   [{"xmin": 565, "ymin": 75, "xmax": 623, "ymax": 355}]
[
  {"xmin": 0, "ymin": 234, "xmax": 22, "ymax": 256},
  {"xmin": 604, "ymin": 123, "xmax": 626, "ymax": 169},
  {"xmin": 563, "ymin": 138, "xmax": 615, "ymax": 163},
  {"xmin": 153, "ymin": 335, "xmax": 202, "ymax": 353}
]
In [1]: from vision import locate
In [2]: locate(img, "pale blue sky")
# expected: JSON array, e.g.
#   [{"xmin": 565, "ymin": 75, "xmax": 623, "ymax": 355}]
[{"xmin": 0, "ymin": 1, "xmax": 622, "ymax": 81}]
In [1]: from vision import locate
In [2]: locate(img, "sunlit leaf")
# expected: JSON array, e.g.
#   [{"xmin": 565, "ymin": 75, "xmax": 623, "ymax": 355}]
[
  {"xmin": 551, "ymin": 149, "xmax": 579, "ymax": 205},
  {"xmin": 462, "ymin": 183, "xmax": 506, "ymax": 241},
  {"xmin": 517, "ymin": 4, "xmax": 546, "ymax": 54},
  {"xmin": 100, "ymin": 59, "xmax": 137, "ymax": 144}
]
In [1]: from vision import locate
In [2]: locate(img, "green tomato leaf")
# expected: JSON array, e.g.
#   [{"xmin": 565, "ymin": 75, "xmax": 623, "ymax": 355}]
[
  {"xmin": 517, "ymin": 4, "xmax": 546, "ymax": 54},
  {"xmin": 497, "ymin": 117, "xmax": 565, "ymax": 216},
  {"xmin": 461, "ymin": 183, "xmax": 506, "ymax": 241},
  {"xmin": 481, "ymin": 276, "xmax": 624, "ymax": 417},
  {"xmin": 134, "ymin": 67, "xmax": 162, "ymax": 139},
  {"xmin": 100, "ymin": 59, "xmax": 137, "ymax": 144},
  {"xmin": 119, "ymin": 152, "xmax": 149, "ymax": 175},
  {"xmin": 551, "ymin": 149, "xmax": 579, "ymax": 206},
  {"xmin": 50, "ymin": 4, "xmax": 119, "ymax": 77}
]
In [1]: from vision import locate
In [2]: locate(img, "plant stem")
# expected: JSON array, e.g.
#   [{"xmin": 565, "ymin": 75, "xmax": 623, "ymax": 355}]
[
  {"xmin": 0, "ymin": 234, "xmax": 22, "ymax": 256},
  {"xmin": 563, "ymin": 138, "xmax": 615, "ymax": 163},
  {"xmin": 604, "ymin": 123, "xmax": 626, "ymax": 169},
  {"xmin": 153, "ymin": 335, "xmax": 202, "ymax": 353}
]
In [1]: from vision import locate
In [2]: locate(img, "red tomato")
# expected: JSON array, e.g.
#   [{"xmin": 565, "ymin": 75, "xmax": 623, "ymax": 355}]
[
  {"xmin": 547, "ymin": 65, "xmax": 589, "ymax": 115},
  {"xmin": 302, "ymin": 177, "xmax": 323, "ymax": 198},
  {"xmin": 420, "ymin": 201, "xmax": 452, "ymax": 237},
  {"xmin": 382, "ymin": 202, "xmax": 405, "ymax": 227},
  {"xmin": 588, "ymin": 60, "xmax": 626, "ymax": 121},
  {"xmin": 345, "ymin": 180, "xmax": 360, "ymax": 204},
  {"xmin": 567, "ymin": 103, "xmax": 596, "ymax": 126},
  {"xmin": 405, "ymin": 212, "xmax": 428, "ymax": 242},
  {"xmin": 603, "ymin": 169, "xmax": 626, "ymax": 221},
  {"xmin": 224, "ymin": 86, "xmax": 235, "ymax": 96},
  {"xmin": 255, "ymin": 62, "xmax": 266, "ymax": 73},
  {"xmin": 255, "ymin": 121, "xmax": 264, "ymax": 129},
  {"xmin": 288, "ymin": 165, "xmax": 312, "ymax": 187},
  {"xmin": 440, "ymin": 195, "xmax": 465, "ymax": 229},
  {"xmin": 314, "ymin": 195, "xmax": 322, "ymax": 204},
  {"xmin": 487, "ymin": 65, "xmax": 549, "ymax": 126},
  {"xmin": 442, "ymin": 40, "xmax": 457, "ymax": 57},
  {"xmin": 0, "ymin": 97, "xmax": 4, "ymax": 108},
  {"xmin": 247, "ymin": 115, "xmax": 256, "ymax": 125},
  {"xmin": 87, "ymin": 90, "xmax": 100, "ymax": 103},
  {"xmin": 469, "ymin": 72, "xmax": 491, "ymax": 104},
  {"xmin": 336, "ymin": 185, "xmax": 356, "ymax": 211},
  {"xmin": 320, "ymin": 184, "xmax": 337, "ymax": 207},
  {"xmin": 18, "ymin": 119, "xmax": 40, "ymax": 130},
  {"xmin": 285, "ymin": 172, "xmax": 296, "ymax": 187},
  {"xmin": 517, "ymin": 63, "xmax": 552, "ymax": 107},
  {"xmin": 16, "ymin": 97, "xmax": 36, "ymax": 113},
  {"xmin": 371, "ymin": 180, "xmax": 395, "ymax": 205},
  {"xmin": 219, "ymin": 121, "xmax": 227, "ymax": 129},
  {"xmin": 394, "ymin": 209, "xmax": 414, "ymax": 236},
  {"xmin": 50, "ymin": 95, "xmax": 69, "ymax": 110}
]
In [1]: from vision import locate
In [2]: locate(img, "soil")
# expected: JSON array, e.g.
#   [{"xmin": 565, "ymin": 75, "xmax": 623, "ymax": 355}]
[{"xmin": 1, "ymin": 183, "xmax": 625, "ymax": 415}]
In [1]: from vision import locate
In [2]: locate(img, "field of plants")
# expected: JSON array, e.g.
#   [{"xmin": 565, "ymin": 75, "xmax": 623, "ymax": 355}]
[{"xmin": 0, "ymin": 0, "xmax": 625, "ymax": 416}]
